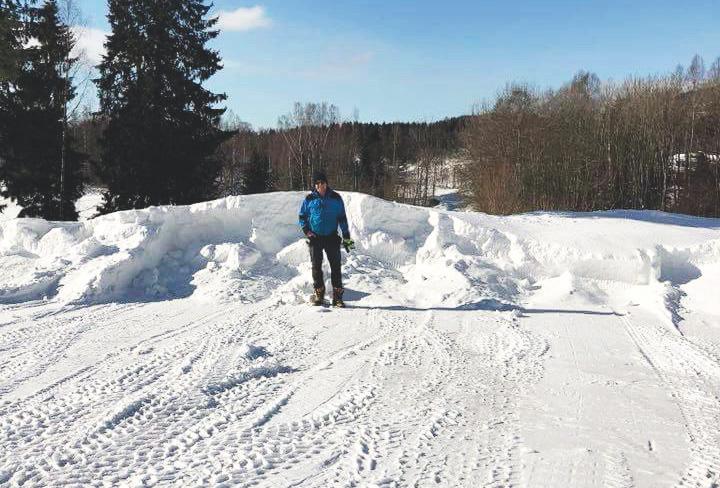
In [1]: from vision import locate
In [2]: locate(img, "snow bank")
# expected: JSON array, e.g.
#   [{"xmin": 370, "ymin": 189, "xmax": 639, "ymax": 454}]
[{"xmin": 1, "ymin": 192, "xmax": 719, "ymax": 312}]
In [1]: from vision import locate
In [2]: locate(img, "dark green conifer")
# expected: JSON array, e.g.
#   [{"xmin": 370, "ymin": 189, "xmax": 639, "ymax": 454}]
[
  {"xmin": 95, "ymin": 0, "xmax": 231, "ymax": 212},
  {"xmin": 0, "ymin": 0, "xmax": 22, "ymax": 83},
  {"xmin": 241, "ymin": 150, "xmax": 274, "ymax": 194},
  {"xmin": 1, "ymin": 1, "xmax": 22, "ymax": 214},
  {"xmin": 0, "ymin": 0, "xmax": 85, "ymax": 220}
]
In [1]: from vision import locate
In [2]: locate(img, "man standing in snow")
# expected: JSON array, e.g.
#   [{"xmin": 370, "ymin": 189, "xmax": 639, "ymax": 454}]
[{"xmin": 299, "ymin": 170, "xmax": 355, "ymax": 307}]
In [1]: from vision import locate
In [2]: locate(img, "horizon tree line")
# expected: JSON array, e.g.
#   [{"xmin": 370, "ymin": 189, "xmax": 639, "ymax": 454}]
[
  {"xmin": 461, "ymin": 55, "xmax": 720, "ymax": 216},
  {"xmin": 214, "ymin": 109, "xmax": 463, "ymax": 205},
  {"xmin": 2, "ymin": 2, "xmax": 720, "ymax": 218}
]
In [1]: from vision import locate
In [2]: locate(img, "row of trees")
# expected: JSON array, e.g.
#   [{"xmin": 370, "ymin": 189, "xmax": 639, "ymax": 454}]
[
  {"xmin": 213, "ymin": 56, "xmax": 720, "ymax": 217},
  {"xmin": 68, "ymin": 103, "xmax": 464, "ymax": 208},
  {"xmin": 461, "ymin": 56, "xmax": 720, "ymax": 216},
  {"xmin": 3, "ymin": 1, "xmax": 720, "ymax": 219},
  {"xmin": 215, "ymin": 107, "xmax": 463, "ymax": 206}
]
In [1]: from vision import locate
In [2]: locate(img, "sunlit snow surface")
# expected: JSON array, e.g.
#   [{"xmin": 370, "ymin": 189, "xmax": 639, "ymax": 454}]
[{"xmin": 1, "ymin": 192, "xmax": 719, "ymax": 487}]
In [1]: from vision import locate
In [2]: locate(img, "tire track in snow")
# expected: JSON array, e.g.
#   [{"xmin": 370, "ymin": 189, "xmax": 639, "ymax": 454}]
[
  {"xmin": 602, "ymin": 449, "xmax": 635, "ymax": 488},
  {"xmin": 65, "ymin": 304, "xmax": 290, "ymax": 486},
  {"xmin": 297, "ymin": 310, "xmax": 548, "ymax": 487},
  {"xmin": 168, "ymin": 308, "xmax": 390, "ymax": 487},
  {"xmin": 394, "ymin": 311, "xmax": 466, "ymax": 486},
  {"xmin": 1, "ymin": 301, "xmax": 548, "ymax": 487},
  {"xmin": 157, "ymin": 308, "xmax": 410, "ymax": 487},
  {"xmin": 449, "ymin": 314, "xmax": 547, "ymax": 488},
  {"xmin": 0, "ymin": 302, "xmax": 148, "ymax": 398},
  {"xmin": 80, "ymin": 303, "xmax": 316, "ymax": 487},
  {"xmin": 18, "ymin": 301, "xmax": 239, "ymax": 405},
  {"xmin": 0, "ymin": 301, "xmax": 281, "ymax": 485},
  {"xmin": 619, "ymin": 313, "xmax": 720, "ymax": 487},
  {"xmin": 286, "ymin": 311, "xmax": 420, "ymax": 487},
  {"xmin": 0, "ymin": 304, "xmax": 112, "ymax": 395}
]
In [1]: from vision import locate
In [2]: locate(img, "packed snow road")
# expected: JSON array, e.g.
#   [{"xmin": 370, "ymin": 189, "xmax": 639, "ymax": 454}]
[{"xmin": 1, "ymin": 192, "xmax": 720, "ymax": 487}]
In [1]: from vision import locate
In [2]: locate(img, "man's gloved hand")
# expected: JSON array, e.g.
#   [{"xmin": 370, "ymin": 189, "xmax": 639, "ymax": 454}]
[
  {"xmin": 342, "ymin": 238, "xmax": 355, "ymax": 252},
  {"xmin": 304, "ymin": 229, "xmax": 317, "ymax": 245}
]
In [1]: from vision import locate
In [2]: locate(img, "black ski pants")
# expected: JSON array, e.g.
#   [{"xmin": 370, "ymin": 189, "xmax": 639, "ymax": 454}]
[{"xmin": 308, "ymin": 234, "xmax": 342, "ymax": 290}]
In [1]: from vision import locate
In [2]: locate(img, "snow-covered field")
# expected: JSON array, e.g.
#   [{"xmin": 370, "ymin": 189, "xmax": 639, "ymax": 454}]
[{"xmin": 1, "ymin": 191, "xmax": 719, "ymax": 487}]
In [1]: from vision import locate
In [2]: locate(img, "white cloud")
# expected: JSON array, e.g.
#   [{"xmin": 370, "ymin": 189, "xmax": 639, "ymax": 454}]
[
  {"xmin": 71, "ymin": 27, "xmax": 108, "ymax": 65},
  {"xmin": 216, "ymin": 6, "xmax": 271, "ymax": 32}
]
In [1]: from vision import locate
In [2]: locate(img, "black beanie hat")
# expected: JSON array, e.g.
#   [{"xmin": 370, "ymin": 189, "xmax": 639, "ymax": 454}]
[{"xmin": 312, "ymin": 170, "xmax": 327, "ymax": 184}]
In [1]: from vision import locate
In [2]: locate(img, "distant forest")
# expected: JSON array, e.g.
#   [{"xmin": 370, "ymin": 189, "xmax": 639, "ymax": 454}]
[
  {"xmin": 462, "ymin": 59, "xmax": 720, "ymax": 217},
  {"xmin": 72, "ymin": 106, "xmax": 466, "ymax": 207},
  {"xmin": 64, "ymin": 54, "xmax": 720, "ymax": 218},
  {"xmin": 2, "ymin": 0, "xmax": 720, "ymax": 219}
]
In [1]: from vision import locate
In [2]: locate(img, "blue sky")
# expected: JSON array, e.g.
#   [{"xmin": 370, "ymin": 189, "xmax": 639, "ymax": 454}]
[{"xmin": 74, "ymin": 0, "xmax": 720, "ymax": 129}]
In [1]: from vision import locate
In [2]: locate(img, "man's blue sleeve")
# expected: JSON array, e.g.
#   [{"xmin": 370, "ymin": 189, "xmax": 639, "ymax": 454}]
[
  {"xmin": 299, "ymin": 199, "xmax": 310, "ymax": 233},
  {"xmin": 337, "ymin": 198, "xmax": 350, "ymax": 239}
]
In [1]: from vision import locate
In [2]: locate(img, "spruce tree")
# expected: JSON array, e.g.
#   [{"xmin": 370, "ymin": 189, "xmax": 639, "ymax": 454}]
[
  {"xmin": 0, "ymin": 0, "xmax": 22, "ymax": 83},
  {"xmin": 241, "ymin": 150, "xmax": 273, "ymax": 194},
  {"xmin": 1, "ymin": 0, "xmax": 21, "ymax": 214},
  {"xmin": 95, "ymin": 0, "xmax": 231, "ymax": 212},
  {"xmin": 0, "ymin": 0, "xmax": 85, "ymax": 220}
]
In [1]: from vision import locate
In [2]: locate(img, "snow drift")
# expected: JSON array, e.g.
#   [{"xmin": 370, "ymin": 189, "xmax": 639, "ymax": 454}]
[{"xmin": 1, "ymin": 192, "xmax": 719, "ymax": 320}]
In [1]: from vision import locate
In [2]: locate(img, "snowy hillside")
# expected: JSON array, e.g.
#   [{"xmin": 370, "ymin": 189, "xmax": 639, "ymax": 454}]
[{"xmin": 1, "ymin": 192, "xmax": 719, "ymax": 487}]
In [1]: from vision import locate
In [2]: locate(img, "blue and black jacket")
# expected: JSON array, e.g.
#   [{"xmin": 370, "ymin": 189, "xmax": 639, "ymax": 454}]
[{"xmin": 299, "ymin": 188, "xmax": 350, "ymax": 239}]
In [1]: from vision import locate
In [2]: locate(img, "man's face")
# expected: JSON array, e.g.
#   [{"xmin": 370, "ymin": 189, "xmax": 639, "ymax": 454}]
[{"xmin": 315, "ymin": 180, "xmax": 327, "ymax": 195}]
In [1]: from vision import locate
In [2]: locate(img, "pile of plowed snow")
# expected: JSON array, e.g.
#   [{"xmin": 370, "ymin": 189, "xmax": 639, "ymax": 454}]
[{"xmin": 1, "ymin": 192, "xmax": 719, "ymax": 317}]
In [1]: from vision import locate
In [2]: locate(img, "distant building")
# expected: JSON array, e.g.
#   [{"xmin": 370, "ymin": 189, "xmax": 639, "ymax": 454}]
[{"xmin": 671, "ymin": 152, "xmax": 719, "ymax": 173}]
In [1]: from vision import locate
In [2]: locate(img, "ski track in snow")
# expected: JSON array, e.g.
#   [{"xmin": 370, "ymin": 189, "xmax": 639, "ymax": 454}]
[{"xmin": 2, "ymin": 192, "xmax": 720, "ymax": 487}]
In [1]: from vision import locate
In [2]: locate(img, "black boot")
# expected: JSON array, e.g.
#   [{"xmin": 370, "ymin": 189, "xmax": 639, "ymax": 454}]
[
  {"xmin": 312, "ymin": 286, "xmax": 325, "ymax": 306},
  {"xmin": 332, "ymin": 287, "xmax": 345, "ymax": 307}
]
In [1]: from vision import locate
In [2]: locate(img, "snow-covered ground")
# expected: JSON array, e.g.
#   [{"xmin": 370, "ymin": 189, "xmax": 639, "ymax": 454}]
[
  {"xmin": 432, "ymin": 187, "xmax": 465, "ymax": 211},
  {"xmin": 1, "ymin": 191, "xmax": 719, "ymax": 487}
]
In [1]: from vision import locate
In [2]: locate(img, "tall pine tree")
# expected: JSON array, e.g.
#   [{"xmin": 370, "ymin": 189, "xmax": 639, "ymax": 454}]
[
  {"xmin": 95, "ymin": 0, "xmax": 231, "ymax": 212},
  {"xmin": 0, "ymin": 0, "xmax": 85, "ymax": 220}
]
